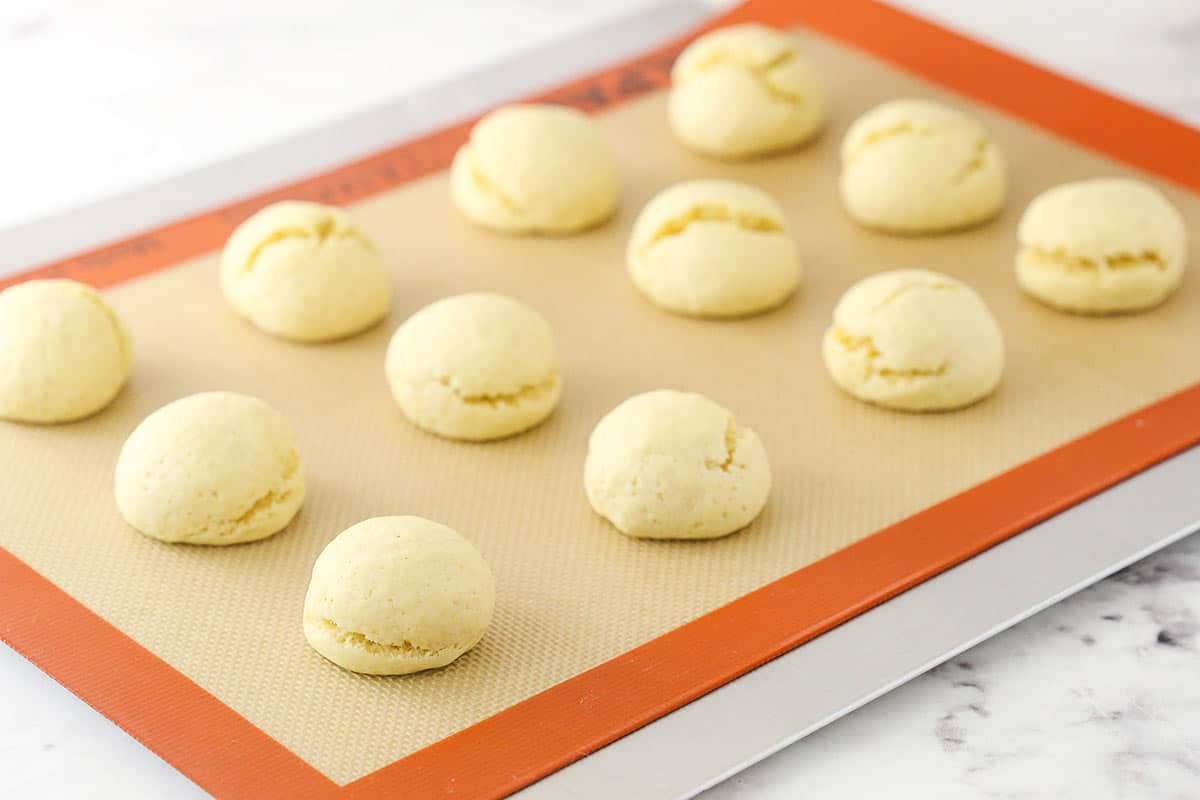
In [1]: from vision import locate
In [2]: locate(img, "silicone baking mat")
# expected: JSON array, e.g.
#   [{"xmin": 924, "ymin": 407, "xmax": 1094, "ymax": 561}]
[{"xmin": 3, "ymin": 0, "xmax": 1200, "ymax": 797}]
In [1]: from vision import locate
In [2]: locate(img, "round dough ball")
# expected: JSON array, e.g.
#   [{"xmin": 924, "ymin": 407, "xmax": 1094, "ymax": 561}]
[
  {"xmin": 115, "ymin": 391, "xmax": 305, "ymax": 544},
  {"xmin": 839, "ymin": 99, "xmax": 1007, "ymax": 233},
  {"xmin": 450, "ymin": 104, "xmax": 619, "ymax": 235},
  {"xmin": 627, "ymin": 180, "xmax": 801, "ymax": 317},
  {"xmin": 1016, "ymin": 178, "xmax": 1187, "ymax": 314},
  {"xmin": 0, "ymin": 280, "xmax": 131, "ymax": 424},
  {"xmin": 385, "ymin": 293, "xmax": 561, "ymax": 441},
  {"xmin": 668, "ymin": 24, "xmax": 826, "ymax": 159},
  {"xmin": 823, "ymin": 270, "xmax": 1004, "ymax": 412},
  {"xmin": 584, "ymin": 390, "xmax": 771, "ymax": 540},
  {"xmin": 219, "ymin": 201, "xmax": 391, "ymax": 342},
  {"xmin": 302, "ymin": 516, "xmax": 496, "ymax": 675}
]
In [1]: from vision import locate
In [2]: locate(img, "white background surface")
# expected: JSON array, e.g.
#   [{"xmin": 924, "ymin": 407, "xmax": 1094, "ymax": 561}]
[{"xmin": 2, "ymin": 1, "xmax": 1199, "ymax": 797}]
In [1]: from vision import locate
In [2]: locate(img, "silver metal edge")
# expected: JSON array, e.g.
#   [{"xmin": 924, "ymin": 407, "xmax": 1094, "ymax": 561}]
[
  {"xmin": 0, "ymin": 1, "xmax": 709, "ymax": 275},
  {"xmin": 515, "ymin": 445, "xmax": 1200, "ymax": 799},
  {"xmin": 5, "ymin": 3, "xmax": 1199, "ymax": 799}
]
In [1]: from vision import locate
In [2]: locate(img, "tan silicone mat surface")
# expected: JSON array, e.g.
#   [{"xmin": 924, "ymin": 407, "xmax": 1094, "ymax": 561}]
[{"xmin": 2, "ymin": 29, "xmax": 1198, "ymax": 784}]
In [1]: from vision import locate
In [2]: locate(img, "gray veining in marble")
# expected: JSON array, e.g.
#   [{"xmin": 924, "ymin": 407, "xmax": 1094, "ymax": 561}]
[{"xmin": 705, "ymin": 535, "xmax": 1200, "ymax": 798}]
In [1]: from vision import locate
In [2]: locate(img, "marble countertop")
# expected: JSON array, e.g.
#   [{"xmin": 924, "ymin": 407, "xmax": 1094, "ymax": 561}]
[{"xmin": 2, "ymin": 1, "xmax": 1198, "ymax": 797}]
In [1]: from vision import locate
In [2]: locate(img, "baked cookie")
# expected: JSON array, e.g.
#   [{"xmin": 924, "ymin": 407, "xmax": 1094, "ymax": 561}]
[
  {"xmin": 385, "ymin": 293, "xmax": 561, "ymax": 441},
  {"xmin": 115, "ymin": 391, "xmax": 305, "ymax": 544},
  {"xmin": 840, "ymin": 99, "xmax": 1007, "ymax": 233},
  {"xmin": 669, "ymin": 24, "xmax": 826, "ymax": 159},
  {"xmin": 584, "ymin": 390, "xmax": 771, "ymax": 539},
  {"xmin": 0, "ymin": 279, "xmax": 131, "ymax": 424},
  {"xmin": 220, "ymin": 201, "xmax": 390, "ymax": 342},
  {"xmin": 627, "ymin": 180, "xmax": 801, "ymax": 317},
  {"xmin": 450, "ymin": 104, "xmax": 619, "ymax": 234},
  {"xmin": 303, "ymin": 516, "xmax": 495, "ymax": 675},
  {"xmin": 1016, "ymin": 178, "xmax": 1187, "ymax": 314},
  {"xmin": 822, "ymin": 269, "xmax": 1004, "ymax": 411}
]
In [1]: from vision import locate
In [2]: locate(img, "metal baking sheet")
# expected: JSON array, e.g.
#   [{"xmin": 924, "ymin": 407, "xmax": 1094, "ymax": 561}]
[{"xmin": 2, "ymin": 2, "xmax": 1198, "ymax": 797}]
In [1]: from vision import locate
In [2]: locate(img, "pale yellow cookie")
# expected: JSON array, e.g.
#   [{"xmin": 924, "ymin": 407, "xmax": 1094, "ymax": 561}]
[
  {"xmin": 220, "ymin": 201, "xmax": 390, "ymax": 342},
  {"xmin": 823, "ymin": 269, "xmax": 1004, "ymax": 412},
  {"xmin": 1016, "ymin": 178, "xmax": 1187, "ymax": 314},
  {"xmin": 303, "ymin": 516, "xmax": 495, "ymax": 675},
  {"xmin": 840, "ymin": 100, "xmax": 1007, "ymax": 233},
  {"xmin": 385, "ymin": 293, "xmax": 561, "ymax": 441},
  {"xmin": 0, "ymin": 279, "xmax": 131, "ymax": 424},
  {"xmin": 669, "ymin": 24, "xmax": 826, "ymax": 159},
  {"xmin": 627, "ymin": 180, "xmax": 801, "ymax": 317},
  {"xmin": 450, "ymin": 104, "xmax": 619, "ymax": 234},
  {"xmin": 584, "ymin": 390, "xmax": 771, "ymax": 539},
  {"xmin": 115, "ymin": 392, "xmax": 305, "ymax": 544}
]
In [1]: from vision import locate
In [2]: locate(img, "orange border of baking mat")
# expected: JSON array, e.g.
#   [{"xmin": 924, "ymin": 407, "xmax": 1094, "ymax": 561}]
[{"xmin": 4, "ymin": 1, "xmax": 1200, "ymax": 797}]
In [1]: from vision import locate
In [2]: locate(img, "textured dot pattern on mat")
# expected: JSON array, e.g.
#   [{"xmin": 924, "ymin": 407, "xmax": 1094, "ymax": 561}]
[
  {"xmin": 1016, "ymin": 178, "xmax": 1188, "ymax": 314},
  {"xmin": 584, "ymin": 390, "xmax": 771, "ymax": 540},
  {"xmin": 0, "ymin": 279, "xmax": 131, "ymax": 424},
  {"xmin": 114, "ymin": 391, "xmax": 305, "ymax": 545},
  {"xmin": 627, "ymin": 179, "xmax": 801, "ymax": 318},
  {"xmin": 449, "ymin": 104, "xmax": 619, "ymax": 235},
  {"xmin": 219, "ymin": 201, "xmax": 391, "ymax": 342},
  {"xmin": 668, "ymin": 23, "xmax": 826, "ymax": 159},
  {"xmin": 839, "ymin": 99, "xmax": 1007, "ymax": 233},
  {"xmin": 384, "ymin": 293, "xmax": 561, "ymax": 441},
  {"xmin": 303, "ymin": 516, "xmax": 496, "ymax": 675},
  {"xmin": 822, "ymin": 269, "xmax": 1005, "ymax": 412}
]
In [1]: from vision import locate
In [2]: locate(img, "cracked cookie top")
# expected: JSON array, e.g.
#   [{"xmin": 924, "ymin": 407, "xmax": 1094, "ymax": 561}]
[
  {"xmin": 219, "ymin": 200, "xmax": 391, "ymax": 342},
  {"xmin": 626, "ymin": 179, "xmax": 801, "ymax": 318},
  {"xmin": 0, "ymin": 279, "xmax": 132, "ymax": 424},
  {"xmin": 669, "ymin": 24, "xmax": 826, "ymax": 159},
  {"xmin": 449, "ymin": 103, "xmax": 619, "ymax": 235},
  {"xmin": 822, "ymin": 269, "xmax": 1004, "ymax": 412},
  {"xmin": 384, "ymin": 293, "xmax": 562, "ymax": 441},
  {"xmin": 839, "ymin": 99, "xmax": 1007, "ymax": 234},
  {"xmin": 302, "ymin": 515, "xmax": 495, "ymax": 676},
  {"xmin": 584, "ymin": 389, "xmax": 771, "ymax": 540},
  {"xmin": 1016, "ymin": 178, "xmax": 1187, "ymax": 314},
  {"xmin": 114, "ymin": 391, "xmax": 306, "ymax": 545}
]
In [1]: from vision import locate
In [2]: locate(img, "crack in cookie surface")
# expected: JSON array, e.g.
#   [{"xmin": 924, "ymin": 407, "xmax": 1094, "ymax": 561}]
[
  {"xmin": 830, "ymin": 328, "xmax": 949, "ymax": 382},
  {"xmin": 641, "ymin": 203, "xmax": 783, "ymax": 256},
  {"xmin": 844, "ymin": 122, "xmax": 931, "ymax": 162},
  {"xmin": 688, "ymin": 47, "xmax": 803, "ymax": 105},
  {"xmin": 312, "ymin": 617, "xmax": 458, "ymax": 659},
  {"xmin": 1021, "ymin": 246, "xmax": 1168, "ymax": 273},
  {"xmin": 846, "ymin": 125, "xmax": 988, "ymax": 187},
  {"xmin": 179, "ymin": 453, "xmax": 300, "ymax": 542},
  {"xmin": 870, "ymin": 278, "xmax": 958, "ymax": 314},
  {"xmin": 831, "ymin": 328, "xmax": 880, "ymax": 357},
  {"xmin": 437, "ymin": 372, "xmax": 559, "ymax": 407},
  {"xmin": 704, "ymin": 416, "xmax": 741, "ymax": 472},
  {"xmin": 951, "ymin": 139, "xmax": 989, "ymax": 184},
  {"xmin": 465, "ymin": 147, "xmax": 523, "ymax": 214},
  {"xmin": 875, "ymin": 363, "xmax": 948, "ymax": 379},
  {"xmin": 241, "ymin": 223, "xmax": 375, "ymax": 273},
  {"xmin": 70, "ymin": 284, "xmax": 131, "ymax": 370}
]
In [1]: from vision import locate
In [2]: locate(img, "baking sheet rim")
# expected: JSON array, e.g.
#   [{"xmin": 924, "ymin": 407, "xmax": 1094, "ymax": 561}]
[{"xmin": 3, "ymin": 0, "xmax": 1200, "ymax": 798}]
